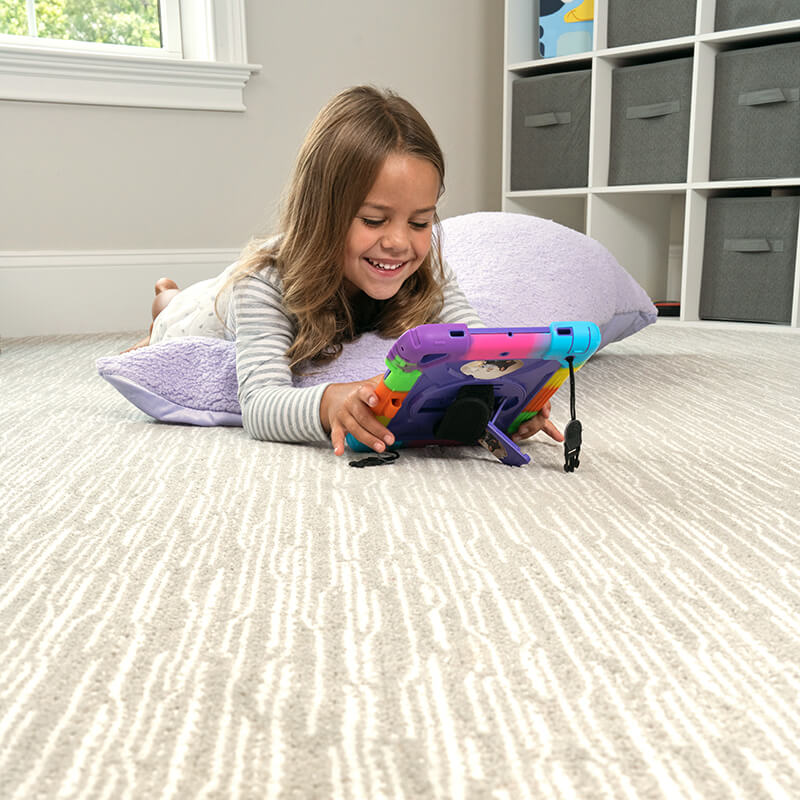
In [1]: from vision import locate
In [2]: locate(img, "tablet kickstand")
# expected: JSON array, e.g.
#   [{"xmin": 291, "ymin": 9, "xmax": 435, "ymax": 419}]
[{"xmin": 477, "ymin": 397, "xmax": 531, "ymax": 467}]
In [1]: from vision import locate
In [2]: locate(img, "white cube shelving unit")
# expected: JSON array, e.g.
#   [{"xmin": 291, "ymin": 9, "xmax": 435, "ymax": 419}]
[{"xmin": 502, "ymin": 0, "xmax": 800, "ymax": 328}]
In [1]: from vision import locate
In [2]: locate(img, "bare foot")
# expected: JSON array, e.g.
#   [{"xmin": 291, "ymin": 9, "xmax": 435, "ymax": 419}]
[
  {"xmin": 155, "ymin": 277, "xmax": 179, "ymax": 294},
  {"xmin": 121, "ymin": 277, "xmax": 180, "ymax": 352},
  {"xmin": 152, "ymin": 277, "xmax": 180, "ymax": 320}
]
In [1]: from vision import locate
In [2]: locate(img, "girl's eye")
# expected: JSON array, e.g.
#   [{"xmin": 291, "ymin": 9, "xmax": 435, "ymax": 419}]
[{"xmin": 359, "ymin": 217, "xmax": 431, "ymax": 230}]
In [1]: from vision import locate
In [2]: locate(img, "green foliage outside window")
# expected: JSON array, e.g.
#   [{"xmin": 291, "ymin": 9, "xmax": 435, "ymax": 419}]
[
  {"xmin": 0, "ymin": 0, "xmax": 27, "ymax": 35},
  {"xmin": 0, "ymin": 0, "xmax": 162, "ymax": 48}
]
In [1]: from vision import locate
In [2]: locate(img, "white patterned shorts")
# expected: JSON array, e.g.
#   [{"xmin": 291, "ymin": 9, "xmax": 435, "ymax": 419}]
[{"xmin": 149, "ymin": 262, "xmax": 237, "ymax": 344}]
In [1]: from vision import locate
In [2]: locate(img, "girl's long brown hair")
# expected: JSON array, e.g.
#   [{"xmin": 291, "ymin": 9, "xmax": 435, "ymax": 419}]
[{"xmin": 221, "ymin": 85, "xmax": 447, "ymax": 372}]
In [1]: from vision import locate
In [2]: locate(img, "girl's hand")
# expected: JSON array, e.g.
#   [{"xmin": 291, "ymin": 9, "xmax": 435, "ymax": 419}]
[
  {"xmin": 510, "ymin": 401, "xmax": 564, "ymax": 444},
  {"xmin": 320, "ymin": 376, "xmax": 395, "ymax": 456}
]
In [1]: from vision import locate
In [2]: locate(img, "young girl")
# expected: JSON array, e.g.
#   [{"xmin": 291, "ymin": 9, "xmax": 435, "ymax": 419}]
[{"xmin": 132, "ymin": 86, "xmax": 563, "ymax": 455}]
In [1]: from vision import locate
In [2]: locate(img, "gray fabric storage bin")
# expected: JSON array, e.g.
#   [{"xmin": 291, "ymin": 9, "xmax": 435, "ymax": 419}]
[
  {"xmin": 710, "ymin": 41, "xmax": 800, "ymax": 180},
  {"xmin": 700, "ymin": 196, "xmax": 799, "ymax": 324},
  {"xmin": 607, "ymin": 0, "xmax": 696, "ymax": 47},
  {"xmin": 510, "ymin": 70, "xmax": 591, "ymax": 190},
  {"xmin": 608, "ymin": 57, "xmax": 693, "ymax": 185},
  {"xmin": 715, "ymin": 0, "xmax": 800, "ymax": 31}
]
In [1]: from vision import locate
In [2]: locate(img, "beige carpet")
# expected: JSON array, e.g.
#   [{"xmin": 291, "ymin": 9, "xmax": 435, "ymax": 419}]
[{"xmin": 1, "ymin": 323, "xmax": 799, "ymax": 799}]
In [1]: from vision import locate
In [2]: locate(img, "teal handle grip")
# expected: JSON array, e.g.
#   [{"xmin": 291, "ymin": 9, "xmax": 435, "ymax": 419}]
[
  {"xmin": 346, "ymin": 432, "xmax": 369, "ymax": 451},
  {"xmin": 541, "ymin": 321, "xmax": 601, "ymax": 364},
  {"xmin": 626, "ymin": 100, "xmax": 680, "ymax": 119}
]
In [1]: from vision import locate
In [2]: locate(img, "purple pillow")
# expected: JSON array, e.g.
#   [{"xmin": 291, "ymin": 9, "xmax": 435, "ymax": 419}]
[
  {"xmin": 440, "ymin": 212, "xmax": 656, "ymax": 344},
  {"xmin": 97, "ymin": 334, "xmax": 390, "ymax": 426},
  {"xmin": 98, "ymin": 212, "xmax": 656, "ymax": 425}
]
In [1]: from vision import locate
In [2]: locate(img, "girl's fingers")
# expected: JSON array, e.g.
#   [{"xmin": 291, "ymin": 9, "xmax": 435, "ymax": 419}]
[
  {"xmin": 358, "ymin": 383, "xmax": 378, "ymax": 408},
  {"xmin": 330, "ymin": 386, "xmax": 395, "ymax": 455},
  {"xmin": 346, "ymin": 405, "xmax": 383, "ymax": 441},
  {"xmin": 336, "ymin": 419, "xmax": 389, "ymax": 454},
  {"xmin": 330, "ymin": 416, "xmax": 387, "ymax": 456},
  {"xmin": 353, "ymin": 385, "xmax": 394, "ymax": 444},
  {"xmin": 542, "ymin": 420, "xmax": 564, "ymax": 443},
  {"xmin": 512, "ymin": 411, "xmax": 564, "ymax": 443},
  {"xmin": 330, "ymin": 423, "xmax": 346, "ymax": 456}
]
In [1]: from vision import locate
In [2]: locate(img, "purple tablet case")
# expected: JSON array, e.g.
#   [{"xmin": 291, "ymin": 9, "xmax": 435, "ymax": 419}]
[{"xmin": 347, "ymin": 321, "xmax": 601, "ymax": 466}]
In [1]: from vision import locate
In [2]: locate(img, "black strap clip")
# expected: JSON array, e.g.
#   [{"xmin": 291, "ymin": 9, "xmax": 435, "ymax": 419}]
[
  {"xmin": 348, "ymin": 450, "xmax": 400, "ymax": 468},
  {"xmin": 563, "ymin": 356, "xmax": 583, "ymax": 473},
  {"xmin": 563, "ymin": 419, "xmax": 582, "ymax": 473}
]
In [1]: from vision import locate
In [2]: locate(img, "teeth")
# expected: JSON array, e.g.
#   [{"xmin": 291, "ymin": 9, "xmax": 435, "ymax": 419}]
[{"xmin": 367, "ymin": 258, "xmax": 403, "ymax": 271}]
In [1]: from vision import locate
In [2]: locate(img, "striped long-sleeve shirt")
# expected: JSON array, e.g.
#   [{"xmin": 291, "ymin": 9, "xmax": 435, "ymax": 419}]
[{"xmin": 228, "ymin": 263, "xmax": 483, "ymax": 443}]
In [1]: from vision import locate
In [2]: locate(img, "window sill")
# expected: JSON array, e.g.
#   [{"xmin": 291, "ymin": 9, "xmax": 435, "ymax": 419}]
[{"xmin": 0, "ymin": 42, "xmax": 261, "ymax": 112}]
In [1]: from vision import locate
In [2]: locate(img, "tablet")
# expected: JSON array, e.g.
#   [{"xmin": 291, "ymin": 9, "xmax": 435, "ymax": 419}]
[{"xmin": 347, "ymin": 321, "xmax": 601, "ymax": 466}]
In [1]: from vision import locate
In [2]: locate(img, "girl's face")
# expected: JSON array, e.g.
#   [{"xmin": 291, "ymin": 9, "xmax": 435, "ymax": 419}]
[{"xmin": 343, "ymin": 153, "xmax": 440, "ymax": 301}]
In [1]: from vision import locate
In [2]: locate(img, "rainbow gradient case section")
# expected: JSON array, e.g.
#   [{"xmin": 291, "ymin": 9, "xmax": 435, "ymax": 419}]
[{"xmin": 346, "ymin": 322, "xmax": 601, "ymax": 466}]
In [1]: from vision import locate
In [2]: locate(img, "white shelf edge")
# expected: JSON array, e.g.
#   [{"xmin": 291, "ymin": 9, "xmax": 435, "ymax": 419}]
[
  {"xmin": 595, "ymin": 36, "xmax": 695, "ymax": 59},
  {"xmin": 692, "ymin": 179, "xmax": 800, "ymax": 191},
  {"xmin": 505, "ymin": 188, "xmax": 589, "ymax": 198},
  {"xmin": 506, "ymin": 180, "xmax": 800, "ymax": 198},
  {"xmin": 591, "ymin": 184, "xmax": 688, "ymax": 195},
  {"xmin": 506, "ymin": 53, "xmax": 593, "ymax": 72},
  {"xmin": 698, "ymin": 20, "xmax": 800, "ymax": 45}
]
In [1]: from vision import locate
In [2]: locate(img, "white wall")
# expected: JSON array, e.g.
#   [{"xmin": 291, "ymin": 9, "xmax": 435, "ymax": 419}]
[{"xmin": 0, "ymin": 0, "xmax": 503, "ymax": 336}]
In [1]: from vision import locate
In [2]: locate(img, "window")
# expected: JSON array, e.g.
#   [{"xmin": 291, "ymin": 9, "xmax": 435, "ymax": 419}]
[
  {"xmin": 0, "ymin": 1, "xmax": 179, "ymax": 54},
  {"xmin": 0, "ymin": 0, "xmax": 260, "ymax": 111}
]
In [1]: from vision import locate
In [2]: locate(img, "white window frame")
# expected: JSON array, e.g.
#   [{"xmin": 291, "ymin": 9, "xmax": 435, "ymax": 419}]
[{"xmin": 0, "ymin": 0, "xmax": 261, "ymax": 111}]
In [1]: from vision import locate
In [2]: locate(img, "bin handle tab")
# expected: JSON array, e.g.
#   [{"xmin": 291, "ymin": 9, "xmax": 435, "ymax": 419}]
[
  {"xmin": 739, "ymin": 88, "xmax": 800, "ymax": 106},
  {"xmin": 626, "ymin": 100, "xmax": 680, "ymax": 119}
]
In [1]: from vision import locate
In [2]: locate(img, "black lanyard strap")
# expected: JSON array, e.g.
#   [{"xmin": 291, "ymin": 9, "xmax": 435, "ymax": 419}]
[{"xmin": 563, "ymin": 356, "xmax": 582, "ymax": 473}]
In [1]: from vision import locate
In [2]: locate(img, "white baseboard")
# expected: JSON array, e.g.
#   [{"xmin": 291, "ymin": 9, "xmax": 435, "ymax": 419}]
[{"xmin": 0, "ymin": 249, "xmax": 240, "ymax": 337}]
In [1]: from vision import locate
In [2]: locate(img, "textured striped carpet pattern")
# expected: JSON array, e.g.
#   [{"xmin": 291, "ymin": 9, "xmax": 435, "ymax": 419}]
[{"xmin": 1, "ymin": 323, "xmax": 799, "ymax": 799}]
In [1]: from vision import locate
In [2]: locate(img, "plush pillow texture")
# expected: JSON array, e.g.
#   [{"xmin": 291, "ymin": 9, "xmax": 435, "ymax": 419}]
[
  {"xmin": 98, "ymin": 337, "xmax": 242, "ymax": 426},
  {"xmin": 441, "ymin": 212, "xmax": 657, "ymax": 343},
  {"xmin": 97, "ymin": 333, "xmax": 391, "ymax": 427},
  {"xmin": 98, "ymin": 212, "xmax": 656, "ymax": 425}
]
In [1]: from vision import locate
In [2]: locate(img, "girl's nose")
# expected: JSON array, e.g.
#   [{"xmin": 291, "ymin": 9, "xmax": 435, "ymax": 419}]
[{"xmin": 381, "ymin": 223, "xmax": 408, "ymax": 251}]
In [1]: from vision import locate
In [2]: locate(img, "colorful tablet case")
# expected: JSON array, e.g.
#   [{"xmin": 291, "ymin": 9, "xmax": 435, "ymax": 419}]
[{"xmin": 347, "ymin": 321, "xmax": 601, "ymax": 466}]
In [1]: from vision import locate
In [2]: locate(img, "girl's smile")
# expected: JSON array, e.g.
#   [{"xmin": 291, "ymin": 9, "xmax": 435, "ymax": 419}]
[
  {"xmin": 364, "ymin": 257, "xmax": 405, "ymax": 272},
  {"xmin": 343, "ymin": 152, "xmax": 440, "ymax": 300}
]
